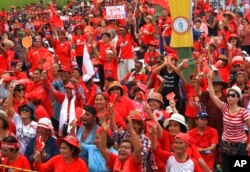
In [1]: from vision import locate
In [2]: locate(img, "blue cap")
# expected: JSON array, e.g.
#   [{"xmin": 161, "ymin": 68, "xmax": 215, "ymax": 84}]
[{"xmin": 197, "ymin": 111, "xmax": 209, "ymax": 118}]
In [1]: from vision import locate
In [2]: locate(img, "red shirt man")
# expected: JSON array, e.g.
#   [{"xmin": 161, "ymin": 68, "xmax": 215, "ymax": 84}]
[{"xmin": 188, "ymin": 112, "xmax": 218, "ymax": 171}]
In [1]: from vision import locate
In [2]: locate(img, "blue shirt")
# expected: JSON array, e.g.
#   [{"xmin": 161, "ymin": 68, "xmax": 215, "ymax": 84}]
[
  {"xmin": 82, "ymin": 144, "xmax": 117, "ymax": 172},
  {"xmin": 76, "ymin": 124, "xmax": 99, "ymax": 160}
]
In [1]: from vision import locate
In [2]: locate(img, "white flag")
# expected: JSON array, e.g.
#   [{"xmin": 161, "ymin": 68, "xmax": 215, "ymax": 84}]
[{"xmin": 82, "ymin": 44, "xmax": 95, "ymax": 77}]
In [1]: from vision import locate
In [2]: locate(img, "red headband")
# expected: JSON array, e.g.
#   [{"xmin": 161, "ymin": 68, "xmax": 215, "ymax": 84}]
[
  {"xmin": 1, "ymin": 142, "xmax": 19, "ymax": 149},
  {"xmin": 175, "ymin": 133, "xmax": 192, "ymax": 147}
]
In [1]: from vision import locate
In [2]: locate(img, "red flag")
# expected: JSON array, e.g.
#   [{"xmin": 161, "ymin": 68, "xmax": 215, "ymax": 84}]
[
  {"xmin": 109, "ymin": 93, "xmax": 117, "ymax": 104},
  {"xmin": 153, "ymin": 0, "xmax": 169, "ymax": 9}
]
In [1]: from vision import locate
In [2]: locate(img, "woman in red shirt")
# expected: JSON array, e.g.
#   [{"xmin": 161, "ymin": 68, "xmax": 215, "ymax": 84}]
[
  {"xmin": 139, "ymin": 15, "xmax": 155, "ymax": 48},
  {"xmin": 72, "ymin": 24, "xmax": 87, "ymax": 70},
  {"xmin": 53, "ymin": 30, "xmax": 72, "ymax": 68},
  {"xmin": 94, "ymin": 92, "xmax": 126, "ymax": 129},
  {"xmin": 33, "ymin": 134, "xmax": 88, "ymax": 172},
  {"xmin": 1, "ymin": 136, "xmax": 31, "ymax": 172}
]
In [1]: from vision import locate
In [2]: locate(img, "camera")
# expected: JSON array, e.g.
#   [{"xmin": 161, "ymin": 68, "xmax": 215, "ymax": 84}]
[{"xmin": 62, "ymin": 123, "xmax": 68, "ymax": 136}]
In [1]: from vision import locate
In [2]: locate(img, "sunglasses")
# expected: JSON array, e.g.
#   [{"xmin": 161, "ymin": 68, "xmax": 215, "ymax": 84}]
[
  {"xmin": 110, "ymin": 87, "xmax": 120, "ymax": 91},
  {"xmin": 17, "ymin": 89, "xmax": 25, "ymax": 92},
  {"xmin": 226, "ymin": 93, "xmax": 238, "ymax": 98},
  {"xmin": 20, "ymin": 109, "xmax": 31, "ymax": 112}
]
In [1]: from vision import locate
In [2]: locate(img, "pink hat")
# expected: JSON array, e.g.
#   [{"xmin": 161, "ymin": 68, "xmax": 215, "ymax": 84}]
[{"xmin": 37, "ymin": 117, "xmax": 53, "ymax": 130}]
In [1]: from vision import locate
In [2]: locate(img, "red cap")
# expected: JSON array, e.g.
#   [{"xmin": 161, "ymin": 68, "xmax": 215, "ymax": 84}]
[
  {"xmin": 25, "ymin": 91, "xmax": 43, "ymax": 101},
  {"xmin": 59, "ymin": 66, "xmax": 72, "ymax": 73},
  {"xmin": 230, "ymin": 33, "xmax": 238, "ymax": 38},
  {"xmin": 75, "ymin": 107, "xmax": 85, "ymax": 119},
  {"xmin": 57, "ymin": 135, "xmax": 80, "ymax": 150},
  {"xmin": 169, "ymin": 53, "xmax": 178, "ymax": 61},
  {"xmin": 148, "ymin": 40, "xmax": 159, "ymax": 46},
  {"xmin": 64, "ymin": 82, "xmax": 75, "ymax": 89}
]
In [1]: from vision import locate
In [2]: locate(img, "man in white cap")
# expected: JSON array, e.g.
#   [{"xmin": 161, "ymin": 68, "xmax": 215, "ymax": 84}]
[{"xmin": 25, "ymin": 117, "xmax": 60, "ymax": 165}]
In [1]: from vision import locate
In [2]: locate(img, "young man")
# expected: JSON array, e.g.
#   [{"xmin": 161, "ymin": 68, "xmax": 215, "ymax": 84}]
[{"xmin": 188, "ymin": 111, "xmax": 218, "ymax": 171}]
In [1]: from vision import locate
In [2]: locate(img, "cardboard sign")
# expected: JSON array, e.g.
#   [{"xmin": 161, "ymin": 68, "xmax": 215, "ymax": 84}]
[
  {"xmin": 105, "ymin": 5, "xmax": 126, "ymax": 20},
  {"xmin": 22, "ymin": 36, "xmax": 33, "ymax": 49}
]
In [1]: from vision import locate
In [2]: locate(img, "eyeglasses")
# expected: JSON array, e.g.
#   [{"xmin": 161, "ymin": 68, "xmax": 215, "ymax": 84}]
[{"xmin": 226, "ymin": 93, "xmax": 238, "ymax": 98}]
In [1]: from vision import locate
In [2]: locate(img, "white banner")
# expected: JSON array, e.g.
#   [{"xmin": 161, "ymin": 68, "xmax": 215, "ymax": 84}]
[{"xmin": 105, "ymin": 5, "xmax": 126, "ymax": 20}]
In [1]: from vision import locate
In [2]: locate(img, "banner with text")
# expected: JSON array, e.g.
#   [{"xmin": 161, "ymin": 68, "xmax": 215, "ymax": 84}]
[{"xmin": 105, "ymin": 5, "xmax": 126, "ymax": 20}]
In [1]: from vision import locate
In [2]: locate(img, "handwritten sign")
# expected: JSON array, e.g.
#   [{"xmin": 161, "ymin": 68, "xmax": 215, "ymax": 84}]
[{"xmin": 105, "ymin": 5, "xmax": 126, "ymax": 20}]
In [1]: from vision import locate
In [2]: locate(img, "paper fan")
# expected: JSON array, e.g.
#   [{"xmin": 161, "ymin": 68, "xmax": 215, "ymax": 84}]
[
  {"xmin": 153, "ymin": 110, "xmax": 163, "ymax": 121},
  {"xmin": 166, "ymin": 92, "xmax": 175, "ymax": 101}
]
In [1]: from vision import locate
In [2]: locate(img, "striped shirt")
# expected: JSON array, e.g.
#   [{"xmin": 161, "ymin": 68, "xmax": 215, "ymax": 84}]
[{"xmin": 221, "ymin": 103, "xmax": 250, "ymax": 143}]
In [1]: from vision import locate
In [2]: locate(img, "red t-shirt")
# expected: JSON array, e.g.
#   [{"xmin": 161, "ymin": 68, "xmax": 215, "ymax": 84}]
[
  {"xmin": 107, "ymin": 152, "xmax": 142, "ymax": 172},
  {"xmin": 27, "ymin": 47, "xmax": 52, "ymax": 72},
  {"xmin": 35, "ymin": 104, "xmax": 50, "ymax": 122},
  {"xmin": 0, "ymin": 52, "xmax": 8, "ymax": 71},
  {"xmin": 113, "ymin": 96, "xmax": 136, "ymax": 120},
  {"xmin": 188, "ymin": 127, "xmax": 218, "ymax": 170},
  {"xmin": 141, "ymin": 24, "xmax": 155, "ymax": 45},
  {"xmin": 123, "ymin": 72, "xmax": 147, "ymax": 83},
  {"xmin": 2, "ymin": 154, "xmax": 31, "ymax": 172},
  {"xmin": 144, "ymin": 51, "xmax": 160, "ymax": 66},
  {"xmin": 100, "ymin": 58, "xmax": 118, "ymax": 80},
  {"xmin": 33, "ymin": 155, "xmax": 88, "ymax": 172},
  {"xmin": 72, "ymin": 34, "xmax": 87, "ymax": 56},
  {"xmin": 116, "ymin": 34, "xmax": 135, "ymax": 59},
  {"xmin": 53, "ymin": 40, "xmax": 72, "ymax": 67},
  {"xmin": 98, "ymin": 41, "xmax": 114, "ymax": 61}
]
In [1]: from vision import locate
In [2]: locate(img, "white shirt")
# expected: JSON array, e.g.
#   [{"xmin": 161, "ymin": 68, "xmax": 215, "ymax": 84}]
[
  {"xmin": 166, "ymin": 156, "xmax": 195, "ymax": 172},
  {"xmin": 12, "ymin": 113, "xmax": 37, "ymax": 154}
]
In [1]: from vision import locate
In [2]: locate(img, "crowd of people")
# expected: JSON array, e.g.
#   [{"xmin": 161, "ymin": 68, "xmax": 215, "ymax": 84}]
[{"xmin": 0, "ymin": 0, "xmax": 250, "ymax": 171}]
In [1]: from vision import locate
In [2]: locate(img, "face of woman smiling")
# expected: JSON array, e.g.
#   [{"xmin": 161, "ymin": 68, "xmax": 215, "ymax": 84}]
[{"xmin": 95, "ymin": 94, "xmax": 107, "ymax": 109}]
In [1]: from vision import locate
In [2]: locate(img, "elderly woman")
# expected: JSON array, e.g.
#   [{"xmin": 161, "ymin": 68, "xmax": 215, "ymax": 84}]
[
  {"xmin": 207, "ymin": 71, "xmax": 250, "ymax": 172},
  {"xmin": 25, "ymin": 117, "xmax": 60, "ymax": 165},
  {"xmin": 33, "ymin": 134, "xmax": 88, "ymax": 171}
]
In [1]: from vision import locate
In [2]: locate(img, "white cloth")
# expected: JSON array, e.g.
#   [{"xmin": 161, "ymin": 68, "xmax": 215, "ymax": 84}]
[
  {"xmin": 59, "ymin": 95, "xmax": 76, "ymax": 136},
  {"xmin": 12, "ymin": 113, "xmax": 37, "ymax": 154}
]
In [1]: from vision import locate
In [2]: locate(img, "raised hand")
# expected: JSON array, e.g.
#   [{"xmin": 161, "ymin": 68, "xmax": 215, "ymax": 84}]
[{"xmin": 100, "ymin": 117, "xmax": 110, "ymax": 132}]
